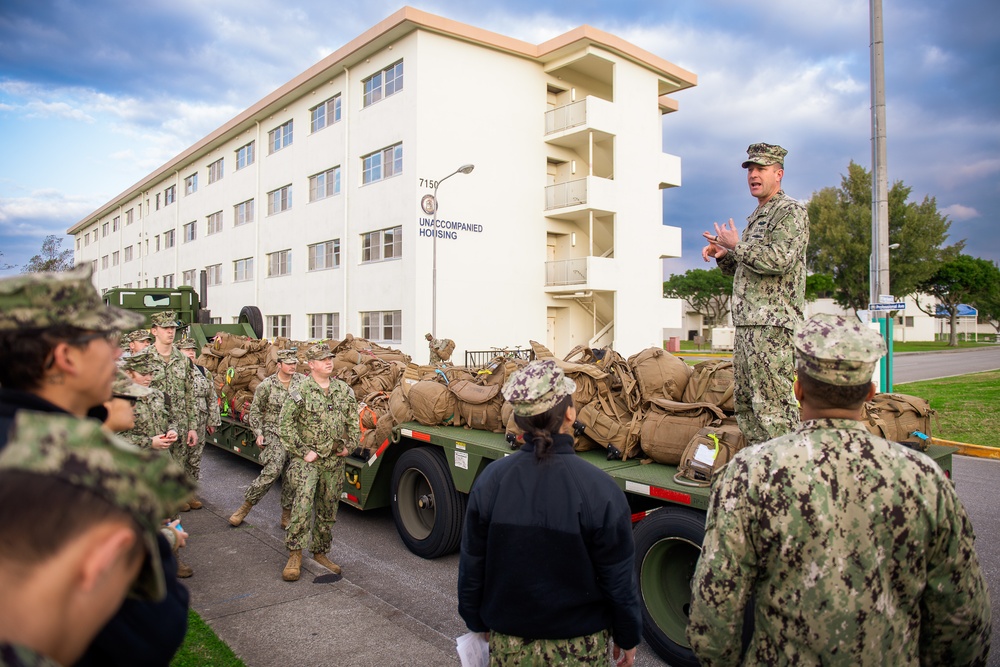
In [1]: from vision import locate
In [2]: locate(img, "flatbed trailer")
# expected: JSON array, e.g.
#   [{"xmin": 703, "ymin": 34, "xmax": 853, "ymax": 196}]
[{"xmin": 205, "ymin": 416, "xmax": 957, "ymax": 666}]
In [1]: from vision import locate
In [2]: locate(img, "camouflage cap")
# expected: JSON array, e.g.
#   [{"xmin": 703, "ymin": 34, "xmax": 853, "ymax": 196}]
[
  {"xmin": 0, "ymin": 264, "xmax": 144, "ymax": 332},
  {"xmin": 112, "ymin": 368, "xmax": 153, "ymax": 399},
  {"xmin": 304, "ymin": 343, "xmax": 334, "ymax": 361},
  {"xmin": 742, "ymin": 142, "xmax": 788, "ymax": 168},
  {"xmin": 501, "ymin": 359, "xmax": 577, "ymax": 417},
  {"xmin": 149, "ymin": 311, "xmax": 180, "ymax": 328},
  {"xmin": 0, "ymin": 412, "xmax": 195, "ymax": 601},
  {"xmin": 175, "ymin": 337, "xmax": 198, "ymax": 350},
  {"xmin": 121, "ymin": 350, "xmax": 158, "ymax": 375},
  {"xmin": 277, "ymin": 349, "xmax": 299, "ymax": 364},
  {"xmin": 130, "ymin": 329, "xmax": 154, "ymax": 343},
  {"xmin": 794, "ymin": 313, "xmax": 886, "ymax": 386}
]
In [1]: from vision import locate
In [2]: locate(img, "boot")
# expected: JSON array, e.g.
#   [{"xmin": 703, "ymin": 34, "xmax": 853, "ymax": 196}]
[
  {"xmin": 280, "ymin": 507, "xmax": 292, "ymax": 530},
  {"xmin": 179, "ymin": 502, "xmax": 191, "ymax": 512},
  {"xmin": 313, "ymin": 553, "xmax": 342, "ymax": 575},
  {"xmin": 282, "ymin": 549, "xmax": 302, "ymax": 582},
  {"xmin": 229, "ymin": 501, "xmax": 254, "ymax": 527},
  {"xmin": 188, "ymin": 496, "xmax": 203, "ymax": 510},
  {"xmin": 176, "ymin": 556, "xmax": 193, "ymax": 578}
]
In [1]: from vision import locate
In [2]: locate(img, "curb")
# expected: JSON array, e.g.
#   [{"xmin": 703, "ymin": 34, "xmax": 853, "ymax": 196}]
[{"xmin": 932, "ymin": 438, "xmax": 1000, "ymax": 459}]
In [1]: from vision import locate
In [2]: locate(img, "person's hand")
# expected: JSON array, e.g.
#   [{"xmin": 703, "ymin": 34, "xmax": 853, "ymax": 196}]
[
  {"xmin": 712, "ymin": 218, "xmax": 740, "ymax": 249},
  {"xmin": 151, "ymin": 435, "xmax": 172, "ymax": 450},
  {"xmin": 304, "ymin": 450, "xmax": 318, "ymax": 463},
  {"xmin": 702, "ymin": 241, "xmax": 728, "ymax": 261},
  {"xmin": 187, "ymin": 430, "xmax": 198, "ymax": 447},
  {"xmin": 167, "ymin": 519, "xmax": 189, "ymax": 549},
  {"xmin": 336, "ymin": 445, "xmax": 350, "ymax": 458},
  {"xmin": 612, "ymin": 644, "xmax": 636, "ymax": 667},
  {"xmin": 256, "ymin": 434, "xmax": 265, "ymax": 447},
  {"xmin": 163, "ymin": 430, "xmax": 179, "ymax": 444}
]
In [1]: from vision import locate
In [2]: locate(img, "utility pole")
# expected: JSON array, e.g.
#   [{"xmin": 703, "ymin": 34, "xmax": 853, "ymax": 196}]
[{"xmin": 870, "ymin": 0, "xmax": 893, "ymax": 390}]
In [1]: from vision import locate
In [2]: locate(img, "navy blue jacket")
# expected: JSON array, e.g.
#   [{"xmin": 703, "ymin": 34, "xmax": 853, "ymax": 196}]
[{"xmin": 458, "ymin": 433, "xmax": 642, "ymax": 649}]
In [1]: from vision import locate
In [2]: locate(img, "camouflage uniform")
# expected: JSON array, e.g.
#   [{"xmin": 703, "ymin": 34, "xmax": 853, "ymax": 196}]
[
  {"xmin": 488, "ymin": 630, "xmax": 611, "ymax": 667},
  {"xmin": 279, "ymin": 347, "xmax": 360, "ymax": 555},
  {"xmin": 119, "ymin": 355, "xmax": 174, "ymax": 451},
  {"xmin": 688, "ymin": 314, "xmax": 992, "ymax": 666},
  {"xmin": 0, "ymin": 643, "xmax": 61, "ymax": 667},
  {"xmin": 144, "ymin": 312, "xmax": 196, "ymax": 472},
  {"xmin": 245, "ymin": 368, "xmax": 306, "ymax": 509},
  {"xmin": 716, "ymin": 143, "xmax": 808, "ymax": 445},
  {"xmin": 176, "ymin": 339, "xmax": 221, "ymax": 482},
  {"xmin": 425, "ymin": 333, "xmax": 453, "ymax": 366}
]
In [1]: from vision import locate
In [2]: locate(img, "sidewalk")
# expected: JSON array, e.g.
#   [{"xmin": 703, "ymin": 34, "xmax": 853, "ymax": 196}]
[{"xmin": 178, "ymin": 500, "xmax": 460, "ymax": 667}]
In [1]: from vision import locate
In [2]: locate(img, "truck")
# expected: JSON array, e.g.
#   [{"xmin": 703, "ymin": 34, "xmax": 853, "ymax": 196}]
[{"xmin": 103, "ymin": 287, "xmax": 958, "ymax": 666}]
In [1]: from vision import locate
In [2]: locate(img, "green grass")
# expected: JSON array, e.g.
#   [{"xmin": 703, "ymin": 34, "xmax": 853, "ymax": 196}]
[
  {"xmin": 895, "ymin": 370, "xmax": 1000, "ymax": 448},
  {"xmin": 893, "ymin": 340, "xmax": 997, "ymax": 353},
  {"xmin": 170, "ymin": 611, "xmax": 245, "ymax": 667}
]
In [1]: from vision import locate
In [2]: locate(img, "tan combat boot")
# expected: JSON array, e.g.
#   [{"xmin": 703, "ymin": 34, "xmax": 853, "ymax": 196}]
[
  {"xmin": 282, "ymin": 549, "xmax": 302, "ymax": 581},
  {"xmin": 188, "ymin": 496, "xmax": 203, "ymax": 510},
  {"xmin": 280, "ymin": 507, "xmax": 292, "ymax": 530},
  {"xmin": 176, "ymin": 556, "xmax": 193, "ymax": 578},
  {"xmin": 228, "ymin": 501, "xmax": 253, "ymax": 527},
  {"xmin": 179, "ymin": 501, "xmax": 191, "ymax": 512},
  {"xmin": 313, "ymin": 553, "xmax": 342, "ymax": 575}
]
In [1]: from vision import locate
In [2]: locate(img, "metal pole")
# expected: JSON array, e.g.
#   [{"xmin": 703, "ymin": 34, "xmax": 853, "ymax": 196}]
[
  {"xmin": 870, "ymin": 0, "xmax": 892, "ymax": 389},
  {"xmin": 430, "ymin": 164, "xmax": 475, "ymax": 336}
]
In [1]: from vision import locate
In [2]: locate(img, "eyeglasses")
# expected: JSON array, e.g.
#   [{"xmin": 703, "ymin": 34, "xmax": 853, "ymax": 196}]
[
  {"xmin": 70, "ymin": 330, "xmax": 122, "ymax": 348},
  {"xmin": 112, "ymin": 395, "xmax": 139, "ymax": 406}
]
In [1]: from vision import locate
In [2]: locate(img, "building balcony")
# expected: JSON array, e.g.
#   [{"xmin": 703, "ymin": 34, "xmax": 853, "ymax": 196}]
[
  {"xmin": 544, "ymin": 176, "xmax": 616, "ymax": 218},
  {"xmin": 544, "ymin": 97, "xmax": 616, "ymax": 147},
  {"xmin": 544, "ymin": 256, "xmax": 617, "ymax": 293}
]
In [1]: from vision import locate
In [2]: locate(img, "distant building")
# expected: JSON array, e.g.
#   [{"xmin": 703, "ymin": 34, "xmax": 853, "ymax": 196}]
[{"xmin": 70, "ymin": 6, "xmax": 697, "ymax": 360}]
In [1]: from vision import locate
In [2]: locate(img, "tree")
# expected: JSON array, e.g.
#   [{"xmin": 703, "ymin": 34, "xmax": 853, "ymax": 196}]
[
  {"xmin": 914, "ymin": 254, "xmax": 999, "ymax": 346},
  {"xmin": 806, "ymin": 161, "xmax": 962, "ymax": 314},
  {"xmin": 663, "ymin": 268, "xmax": 734, "ymax": 328},
  {"xmin": 22, "ymin": 235, "xmax": 74, "ymax": 273},
  {"xmin": 977, "ymin": 275, "xmax": 1000, "ymax": 336},
  {"xmin": 805, "ymin": 273, "xmax": 836, "ymax": 301},
  {"xmin": 0, "ymin": 250, "xmax": 12, "ymax": 271}
]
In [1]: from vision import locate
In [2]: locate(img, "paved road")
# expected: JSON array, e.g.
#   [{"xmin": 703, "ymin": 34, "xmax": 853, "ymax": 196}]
[
  {"xmin": 193, "ymin": 445, "xmax": 1000, "ymax": 666},
  {"xmin": 893, "ymin": 346, "xmax": 1000, "ymax": 384}
]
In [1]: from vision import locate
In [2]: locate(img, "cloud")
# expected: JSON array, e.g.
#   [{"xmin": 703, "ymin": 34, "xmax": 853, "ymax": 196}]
[{"xmin": 939, "ymin": 204, "xmax": 979, "ymax": 221}]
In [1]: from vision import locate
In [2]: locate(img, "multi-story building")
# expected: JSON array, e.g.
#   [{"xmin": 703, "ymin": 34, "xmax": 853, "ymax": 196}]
[{"xmin": 70, "ymin": 7, "xmax": 696, "ymax": 360}]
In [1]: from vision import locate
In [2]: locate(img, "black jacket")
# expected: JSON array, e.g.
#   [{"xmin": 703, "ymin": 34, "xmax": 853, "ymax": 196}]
[
  {"xmin": 458, "ymin": 433, "xmax": 642, "ymax": 649},
  {"xmin": 0, "ymin": 387, "xmax": 191, "ymax": 667}
]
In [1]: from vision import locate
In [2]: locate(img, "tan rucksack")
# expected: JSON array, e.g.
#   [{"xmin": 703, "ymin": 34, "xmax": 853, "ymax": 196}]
[
  {"xmin": 573, "ymin": 396, "xmax": 643, "ymax": 460},
  {"xmin": 406, "ymin": 380, "xmax": 457, "ymax": 427},
  {"xmin": 639, "ymin": 399, "xmax": 726, "ymax": 465},
  {"xmin": 861, "ymin": 393, "xmax": 935, "ymax": 451},
  {"xmin": 450, "ymin": 380, "xmax": 505, "ymax": 433},
  {"xmin": 682, "ymin": 360, "xmax": 735, "ymax": 411},
  {"xmin": 674, "ymin": 424, "xmax": 747, "ymax": 487},
  {"xmin": 628, "ymin": 348, "xmax": 692, "ymax": 402}
]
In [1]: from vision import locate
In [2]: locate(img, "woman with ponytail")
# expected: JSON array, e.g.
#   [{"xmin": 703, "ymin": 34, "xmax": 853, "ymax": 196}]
[{"xmin": 458, "ymin": 360, "xmax": 641, "ymax": 667}]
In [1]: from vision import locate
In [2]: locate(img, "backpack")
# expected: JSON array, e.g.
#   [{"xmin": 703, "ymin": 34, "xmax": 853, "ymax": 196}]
[
  {"xmin": 449, "ymin": 380, "xmax": 505, "ymax": 433},
  {"xmin": 861, "ymin": 393, "xmax": 935, "ymax": 451},
  {"xmin": 682, "ymin": 360, "xmax": 735, "ymax": 412},
  {"xmin": 674, "ymin": 425, "xmax": 747, "ymax": 487},
  {"xmin": 640, "ymin": 399, "xmax": 726, "ymax": 465},
  {"xmin": 406, "ymin": 380, "xmax": 457, "ymax": 427},
  {"xmin": 628, "ymin": 347, "xmax": 692, "ymax": 402},
  {"xmin": 573, "ymin": 396, "xmax": 643, "ymax": 460},
  {"xmin": 595, "ymin": 347, "xmax": 642, "ymax": 413}
]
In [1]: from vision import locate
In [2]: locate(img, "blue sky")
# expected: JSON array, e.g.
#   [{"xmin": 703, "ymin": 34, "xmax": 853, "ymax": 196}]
[{"xmin": 1, "ymin": 0, "xmax": 997, "ymax": 281}]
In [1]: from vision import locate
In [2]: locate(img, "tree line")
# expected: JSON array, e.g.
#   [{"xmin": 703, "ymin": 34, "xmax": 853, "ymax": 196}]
[{"xmin": 665, "ymin": 161, "xmax": 1000, "ymax": 346}]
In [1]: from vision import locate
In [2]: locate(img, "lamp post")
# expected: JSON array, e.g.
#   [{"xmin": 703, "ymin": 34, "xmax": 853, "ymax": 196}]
[{"xmin": 430, "ymin": 163, "xmax": 474, "ymax": 336}]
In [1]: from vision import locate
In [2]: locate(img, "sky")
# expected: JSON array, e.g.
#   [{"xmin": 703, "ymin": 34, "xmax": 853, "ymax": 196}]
[{"xmin": 1, "ymin": 0, "xmax": 998, "ymax": 281}]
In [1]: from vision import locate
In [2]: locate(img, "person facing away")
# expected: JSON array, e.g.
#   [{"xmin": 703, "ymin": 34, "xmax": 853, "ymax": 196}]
[
  {"xmin": 458, "ymin": 359, "xmax": 642, "ymax": 667},
  {"xmin": 687, "ymin": 313, "xmax": 992, "ymax": 666},
  {"xmin": 0, "ymin": 412, "xmax": 194, "ymax": 667},
  {"xmin": 702, "ymin": 142, "xmax": 808, "ymax": 445}
]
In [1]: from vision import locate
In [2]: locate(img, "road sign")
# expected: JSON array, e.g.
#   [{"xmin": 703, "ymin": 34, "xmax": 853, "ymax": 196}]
[{"xmin": 869, "ymin": 302, "xmax": 905, "ymax": 311}]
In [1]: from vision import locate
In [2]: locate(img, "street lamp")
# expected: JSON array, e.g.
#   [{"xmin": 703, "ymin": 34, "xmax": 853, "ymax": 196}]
[{"xmin": 431, "ymin": 163, "xmax": 474, "ymax": 336}]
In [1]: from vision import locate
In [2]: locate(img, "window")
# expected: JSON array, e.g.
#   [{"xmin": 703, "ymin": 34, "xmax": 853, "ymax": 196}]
[
  {"xmin": 361, "ymin": 310, "xmax": 401, "ymax": 344},
  {"xmin": 236, "ymin": 141, "xmax": 255, "ymax": 170},
  {"xmin": 165, "ymin": 185, "xmax": 176, "ymax": 205},
  {"xmin": 208, "ymin": 158, "xmax": 224, "ymax": 184},
  {"xmin": 308, "ymin": 239, "xmax": 340, "ymax": 271},
  {"xmin": 183, "ymin": 221, "xmax": 196, "ymax": 243},
  {"xmin": 267, "ymin": 249, "xmax": 291, "ymax": 277},
  {"xmin": 267, "ymin": 185, "xmax": 292, "ymax": 215},
  {"xmin": 268, "ymin": 120, "xmax": 293, "ymax": 154},
  {"xmin": 124, "ymin": 283, "xmax": 132, "ymax": 288},
  {"xmin": 164, "ymin": 229, "xmax": 175, "ymax": 248},
  {"xmin": 124, "ymin": 246, "xmax": 133, "ymax": 262},
  {"xmin": 267, "ymin": 315, "xmax": 290, "ymax": 338},
  {"xmin": 206, "ymin": 264, "xmax": 222, "ymax": 286},
  {"xmin": 154, "ymin": 277, "xmax": 159, "ymax": 288},
  {"xmin": 163, "ymin": 274, "xmax": 174, "ymax": 288},
  {"xmin": 76, "ymin": 238, "xmax": 81, "ymax": 250},
  {"xmin": 91, "ymin": 260, "xmax": 97, "ymax": 272},
  {"xmin": 125, "ymin": 208, "xmax": 134, "ymax": 225},
  {"xmin": 234, "ymin": 199, "xmax": 255, "ymax": 226},
  {"xmin": 361, "ymin": 226, "xmax": 402, "ymax": 263},
  {"xmin": 102, "ymin": 222, "xmax": 109, "ymax": 237},
  {"xmin": 182, "ymin": 269, "xmax": 196, "ymax": 286},
  {"xmin": 362, "ymin": 143, "xmax": 402, "ymax": 184},
  {"xmin": 207, "ymin": 211, "xmax": 223, "ymax": 235},
  {"xmin": 362, "ymin": 60, "xmax": 403, "ymax": 107},
  {"xmin": 84, "ymin": 234, "xmax": 90, "ymax": 247},
  {"xmin": 309, "ymin": 166, "xmax": 340, "ymax": 202},
  {"xmin": 309, "ymin": 313, "xmax": 340, "ymax": 340},
  {"xmin": 155, "ymin": 235, "xmax": 160, "ymax": 252},
  {"xmin": 310, "ymin": 95, "xmax": 342, "ymax": 132},
  {"xmin": 156, "ymin": 193, "xmax": 161, "ymax": 210},
  {"xmin": 101, "ymin": 255, "xmax": 109, "ymax": 269},
  {"xmin": 112, "ymin": 251, "xmax": 119, "ymax": 266},
  {"xmin": 112, "ymin": 216, "xmax": 120, "ymax": 232},
  {"xmin": 234, "ymin": 258, "xmax": 253, "ymax": 282},
  {"xmin": 184, "ymin": 173, "xmax": 198, "ymax": 195}
]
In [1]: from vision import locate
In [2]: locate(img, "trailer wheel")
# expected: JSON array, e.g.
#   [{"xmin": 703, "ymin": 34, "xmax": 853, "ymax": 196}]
[
  {"xmin": 238, "ymin": 305, "xmax": 264, "ymax": 338},
  {"xmin": 633, "ymin": 507, "xmax": 705, "ymax": 667},
  {"xmin": 390, "ymin": 447, "xmax": 466, "ymax": 559}
]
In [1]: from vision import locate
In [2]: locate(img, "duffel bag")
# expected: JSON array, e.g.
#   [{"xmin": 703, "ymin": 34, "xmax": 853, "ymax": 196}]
[
  {"xmin": 628, "ymin": 347, "xmax": 692, "ymax": 402},
  {"xmin": 406, "ymin": 380, "xmax": 457, "ymax": 427},
  {"xmin": 682, "ymin": 359, "xmax": 735, "ymax": 412},
  {"xmin": 861, "ymin": 393, "xmax": 935, "ymax": 451},
  {"xmin": 640, "ymin": 399, "xmax": 726, "ymax": 465},
  {"xmin": 450, "ymin": 379, "xmax": 504, "ymax": 433}
]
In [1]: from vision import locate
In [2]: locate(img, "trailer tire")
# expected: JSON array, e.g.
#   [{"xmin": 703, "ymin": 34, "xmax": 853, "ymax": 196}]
[
  {"xmin": 633, "ymin": 507, "xmax": 705, "ymax": 667},
  {"xmin": 238, "ymin": 305, "xmax": 264, "ymax": 339},
  {"xmin": 390, "ymin": 447, "xmax": 466, "ymax": 559}
]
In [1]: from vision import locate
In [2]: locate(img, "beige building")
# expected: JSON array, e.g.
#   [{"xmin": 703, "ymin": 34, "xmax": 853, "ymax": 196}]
[{"xmin": 70, "ymin": 7, "xmax": 696, "ymax": 361}]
